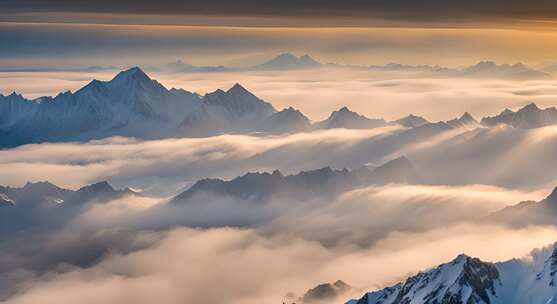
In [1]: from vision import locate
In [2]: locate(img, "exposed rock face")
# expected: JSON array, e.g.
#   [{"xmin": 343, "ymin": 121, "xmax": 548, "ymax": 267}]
[{"xmin": 348, "ymin": 242, "xmax": 557, "ymax": 304}]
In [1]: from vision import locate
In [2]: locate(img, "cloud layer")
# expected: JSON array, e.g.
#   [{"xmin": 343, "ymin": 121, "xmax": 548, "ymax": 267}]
[{"xmin": 7, "ymin": 225, "xmax": 557, "ymax": 304}]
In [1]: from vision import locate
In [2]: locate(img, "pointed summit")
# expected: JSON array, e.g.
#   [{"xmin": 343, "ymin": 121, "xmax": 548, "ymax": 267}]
[
  {"xmin": 519, "ymin": 102, "xmax": 540, "ymax": 112},
  {"xmin": 446, "ymin": 112, "xmax": 479, "ymax": 129},
  {"xmin": 227, "ymin": 83, "xmax": 250, "ymax": 94},
  {"xmin": 258, "ymin": 106, "xmax": 311, "ymax": 133},
  {"xmin": 460, "ymin": 112, "xmax": 474, "ymax": 120},
  {"xmin": 328, "ymin": 106, "xmax": 355, "ymax": 119},
  {"xmin": 395, "ymin": 114, "xmax": 429, "ymax": 128},
  {"xmin": 451, "ymin": 253, "xmax": 472, "ymax": 264},
  {"xmin": 7, "ymin": 92, "xmax": 23, "ymax": 99},
  {"xmin": 114, "ymin": 66, "xmax": 147, "ymax": 78},
  {"xmin": 337, "ymin": 106, "xmax": 351, "ymax": 113},
  {"xmin": 318, "ymin": 106, "xmax": 386, "ymax": 129},
  {"xmin": 77, "ymin": 181, "xmax": 115, "ymax": 194},
  {"xmin": 109, "ymin": 66, "xmax": 153, "ymax": 87},
  {"xmin": 102, "ymin": 66, "xmax": 169, "ymax": 100}
]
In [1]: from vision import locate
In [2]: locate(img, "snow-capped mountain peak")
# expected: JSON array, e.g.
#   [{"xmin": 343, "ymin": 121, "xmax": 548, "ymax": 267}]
[
  {"xmin": 110, "ymin": 66, "xmax": 150, "ymax": 83},
  {"xmin": 350, "ymin": 253, "xmax": 499, "ymax": 304},
  {"xmin": 104, "ymin": 67, "xmax": 170, "ymax": 99},
  {"xmin": 349, "ymin": 242, "xmax": 557, "ymax": 304}
]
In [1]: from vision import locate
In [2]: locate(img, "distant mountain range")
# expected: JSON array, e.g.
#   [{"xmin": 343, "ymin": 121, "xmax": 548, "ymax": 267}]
[
  {"xmin": 251, "ymin": 53, "xmax": 322, "ymax": 70},
  {"xmin": 3, "ymin": 53, "xmax": 552, "ymax": 80},
  {"xmin": 154, "ymin": 53, "xmax": 553, "ymax": 79},
  {"xmin": 348, "ymin": 240, "xmax": 557, "ymax": 304},
  {"xmin": 1, "ymin": 67, "xmax": 557, "ymax": 148}
]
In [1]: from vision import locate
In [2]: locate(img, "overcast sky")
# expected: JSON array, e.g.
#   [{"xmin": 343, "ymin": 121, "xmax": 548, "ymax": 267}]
[
  {"xmin": 4, "ymin": 0, "xmax": 557, "ymax": 22},
  {"xmin": 2, "ymin": 1, "xmax": 557, "ymax": 67}
]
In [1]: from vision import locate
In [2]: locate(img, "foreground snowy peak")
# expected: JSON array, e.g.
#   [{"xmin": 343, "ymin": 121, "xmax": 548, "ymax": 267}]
[
  {"xmin": 349, "ymin": 242, "xmax": 557, "ymax": 304},
  {"xmin": 480, "ymin": 102, "xmax": 557, "ymax": 129},
  {"xmin": 350, "ymin": 254, "xmax": 498, "ymax": 304}
]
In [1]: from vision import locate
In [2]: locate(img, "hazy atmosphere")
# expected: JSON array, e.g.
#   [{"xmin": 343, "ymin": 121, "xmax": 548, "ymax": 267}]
[{"xmin": 4, "ymin": 1, "xmax": 557, "ymax": 304}]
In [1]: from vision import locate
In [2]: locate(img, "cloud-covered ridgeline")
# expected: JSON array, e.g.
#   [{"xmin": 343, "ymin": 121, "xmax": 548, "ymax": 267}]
[
  {"xmin": 2, "ymin": 173, "xmax": 557, "ymax": 303},
  {"xmin": 3, "ymin": 121, "xmax": 557, "ymax": 195}
]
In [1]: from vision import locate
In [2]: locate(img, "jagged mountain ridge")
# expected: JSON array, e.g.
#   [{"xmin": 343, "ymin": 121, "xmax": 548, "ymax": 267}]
[
  {"xmin": 2, "ymin": 67, "xmax": 557, "ymax": 148},
  {"xmin": 481, "ymin": 102, "xmax": 557, "ymax": 129},
  {"xmin": 171, "ymin": 156, "xmax": 417, "ymax": 204},
  {"xmin": 315, "ymin": 106, "xmax": 387, "ymax": 130},
  {"xmin": 446, "ymin": 112, "xmax": 480, "ymax": 129},
  {"xmin": 349, "ymin": 242, "xmax": 557, "ymax": 304},
  {"xmin": 178, "ymin": 83, "xmax": 277, "ymax": 136}
]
